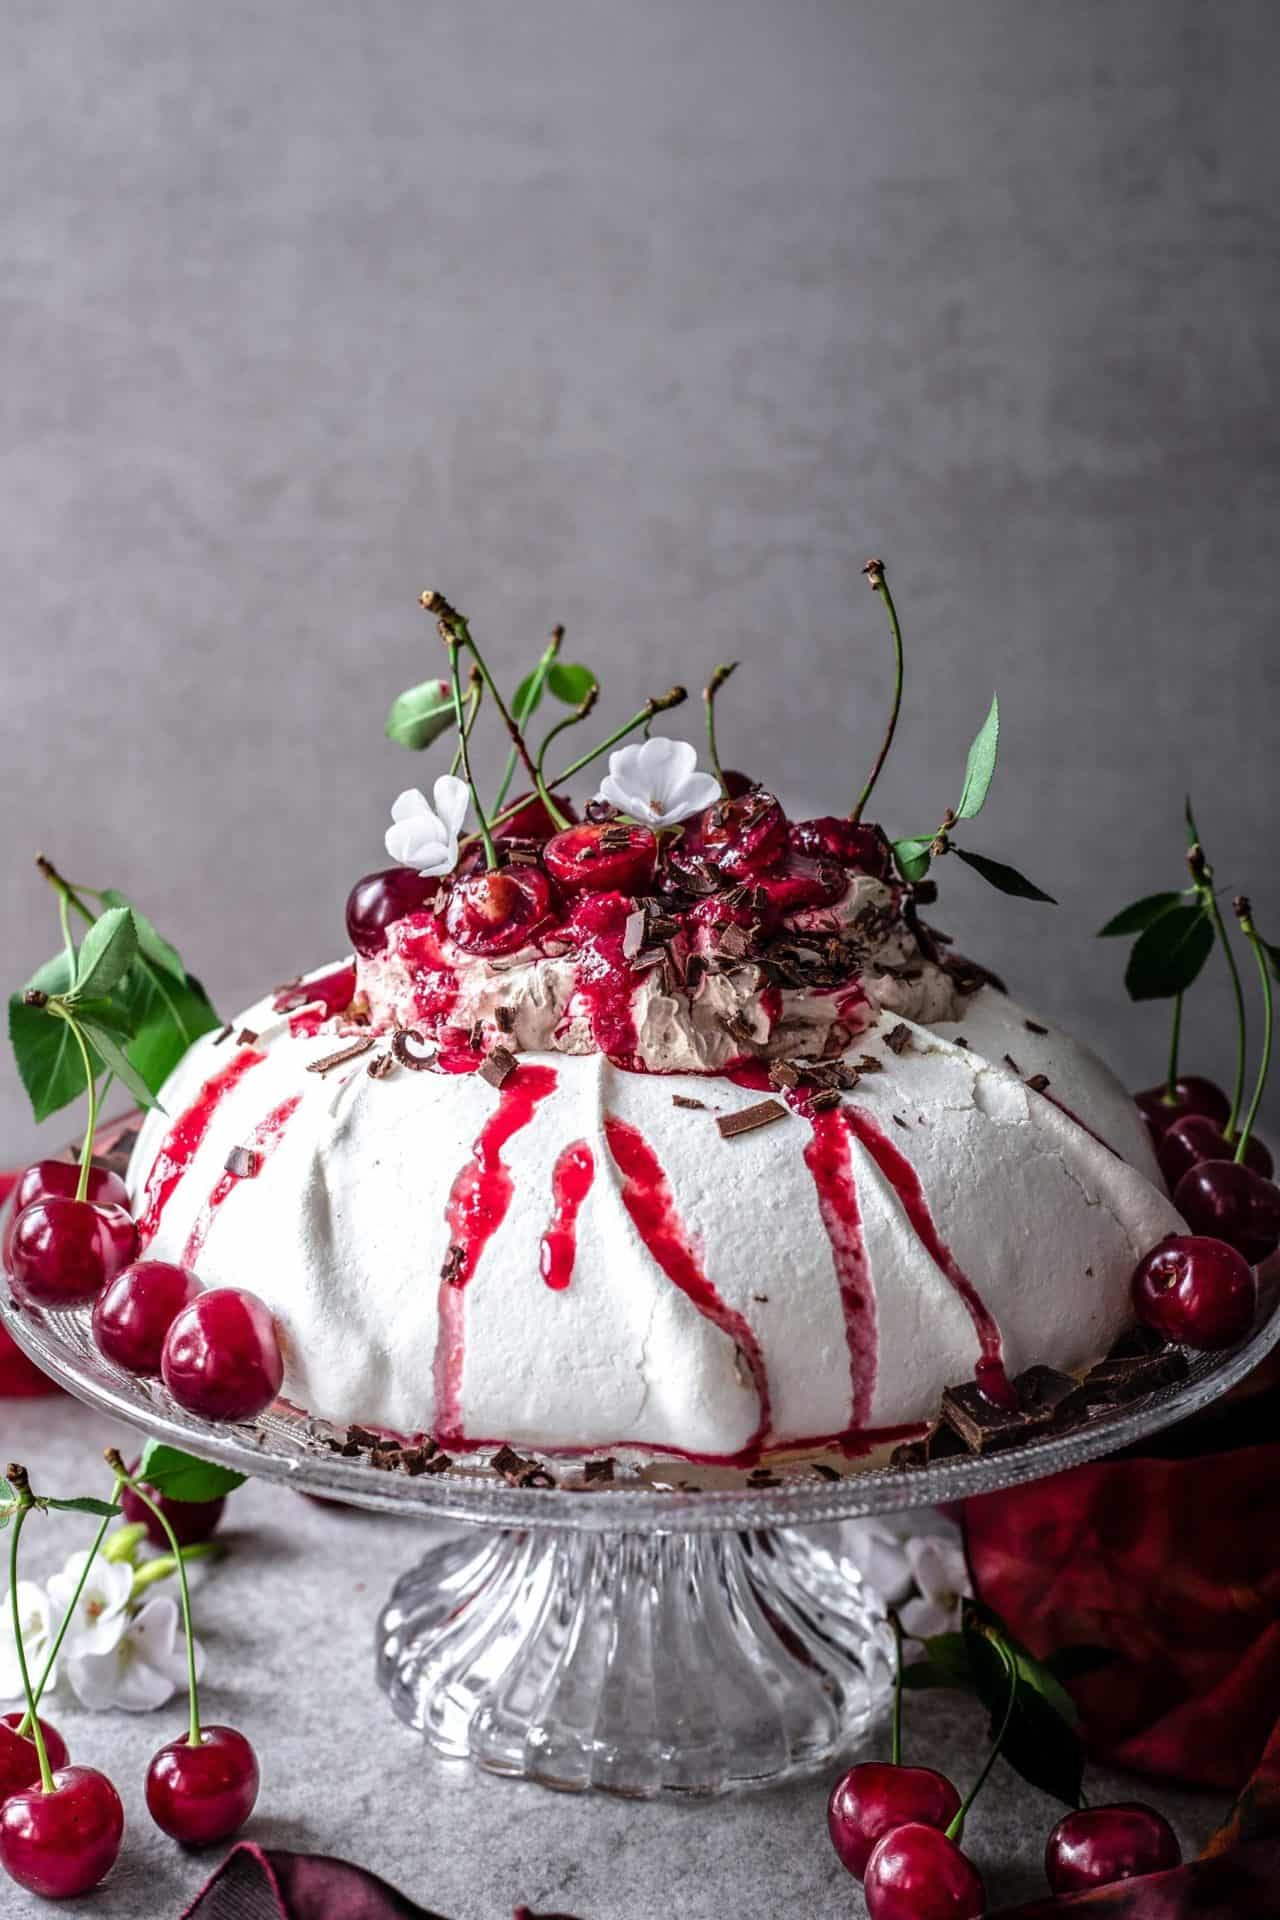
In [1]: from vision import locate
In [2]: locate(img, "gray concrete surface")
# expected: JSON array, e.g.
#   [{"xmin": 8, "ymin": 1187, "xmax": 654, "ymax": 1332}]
[
  {"xmin": 3, "ymin": 1, "xmax": 1279, "ymax": 1157},
  {"xmin": 0, "ymin": 1395, "xmax": 1223, "ymax": 1918}
]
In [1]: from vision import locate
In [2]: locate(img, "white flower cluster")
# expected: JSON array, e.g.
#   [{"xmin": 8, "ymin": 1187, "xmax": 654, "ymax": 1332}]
[
  {"xmin": 840, "ymin": 1511, "xmax": 972, "ymax": 1645},
  {"xmin": 0, "ymin": 1547, "xmax": 205, "ymax": 1715}
]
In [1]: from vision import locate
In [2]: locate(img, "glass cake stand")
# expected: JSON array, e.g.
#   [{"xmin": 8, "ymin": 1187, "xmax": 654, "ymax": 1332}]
[{"xmin": 4, "ymin": 1287, "xmax": 1277, "ymax": 1799}]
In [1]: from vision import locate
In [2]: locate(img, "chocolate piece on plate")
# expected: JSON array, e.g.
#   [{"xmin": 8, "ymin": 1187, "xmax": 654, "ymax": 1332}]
[
  {"xmin": 884, "ymin": 1022, "xmax": 913, "ymax": 1055},
  {"xmin": 940, "ymin": 1377, "xmax": 1056, "ymax": 1454},
  {"xmin": 716, "ymin": 1098, "xmax": 788, "ymax": 1140},
  {"xmin": 223, "ymin": 1145, "xmax": 260, "ymax": 1179},
  {"xmin": 671, "ymin": 1094, "xmax": 706, "ymax": 1110},
  {"xmin": 479, "ymin": 1046, "xmax": 518, "ymax": 1089},
  {"xmin": 1080, "ymin": 1344, "xmax": 1188, "ymax": 1406},
  {"xmin": 583, "ymin": 1458, "xmax": 615, "ymax": 1484}
]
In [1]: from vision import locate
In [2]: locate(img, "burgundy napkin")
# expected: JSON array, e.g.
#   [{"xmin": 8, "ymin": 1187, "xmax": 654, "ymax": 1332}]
[{"xmin": 181, "ymin": 1844, "xmax": 582, "ymax": 1920}]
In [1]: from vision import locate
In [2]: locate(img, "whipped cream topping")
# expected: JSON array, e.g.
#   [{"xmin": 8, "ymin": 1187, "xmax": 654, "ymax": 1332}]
[{"xmin": 358, "ymin": 873, "xmax": 964, "ymax": 1075}]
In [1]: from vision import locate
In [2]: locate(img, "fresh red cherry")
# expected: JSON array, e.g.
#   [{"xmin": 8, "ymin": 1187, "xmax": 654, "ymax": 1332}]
[
  {"xmin": 1173, "ymin": 1161, "xmax": 1280, "ymax": 1266},
  {"xmin": 863, "ymin": 1822, "xmax": 985, "ymax": 1920},
  {"xmin": 146, "ymin": 1724, "xmax": 259, "ymax": 1846},
  {"xmin": 543, "ymin": 823, "xmax": 658, "ymax": 898},
  {"xmin": 496, "ymin": 790, "xmax": 577, "ymax": 841},
  {"xmin": 789, "ymin": 818, "xmax": 894, "ymax": 879},
  {"xmin": 1135, "ymin": 1075, "xmax": 1231, "ymax": 1143},
  {"xmin": 1132, "ymin": 1234, "xmax": 1256, "ymax": 1348},
  {"xmin": 828, "ymin": 1762, "xmax": 962, "ymax": 1881},
  {"xmin": 5, "ymin": 1160, "xmax": 130, "ymax": 1266},
  {"xmin": 7, "ymin": 1198, "xmax": 137, "ymax": 1307},
  {"xmin": 161, "ymin": 1288, "xmax": 284, "ymax": 1423},
  {"xmin": 92, "ymin": 1260, "xmax": 203, "ymax": 1375},
  {"xmin": 444, "ymin": 866, "xmax": 557, "ymax": 956},
  {"xmin": 1045, "ymin": 1802, "xmax": 1181, "ymax": 1893},
  {"xmin": 1157, "ymin": 1113, "xmax": 1273, "ymax": 1191},
  {"xmin": 0, "ymin": 1327, "xmax": 59, "ymax": 1399},
  {"xmin": 121, "ymin": 1459, "xmax": 225, "ymax": 1548},
  {"xmin": 0, "ymin": 1765, "xmax": 123, "ymax": 1898},
  {"xmin": 345, "ymin": 868, "xmax": 439, "ymax": 958},
  {"xmin": 698, "ymin": 789, "xmax": 788, "ymax": 879},
  {"xmin": 0, "ymin": 1715, "xmax": 69, "ymax": 1798},
  {"xmin": 751, "ymin": 855, "xmax": 846, "ymax": 919}
]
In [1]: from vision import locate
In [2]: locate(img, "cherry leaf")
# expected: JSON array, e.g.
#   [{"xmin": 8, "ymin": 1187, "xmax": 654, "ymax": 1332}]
[
  {"xmin": 137, "ymin": 1442, "xmax": 246, "ymax": 1503},
  {"xmin": 78, "ymin": 1018, "xmax": 161, "ymax": 1112},
  {"xmin": 8, "ymin": 953, "xmax": 102, "ymax": 1123},
  {"xmin": 385, "ymin": 678, "xmax": 455, "ymax": 751},
  {"xmin": 1098, "ymin": 892, "xmax": 1187, "ymax": 938},
  {"xmin": 1264, "ymin": 940, "xmax": 1280, "ymax": 985},
  {"xmin": 892, "ymin": 837, "xmax": 934, "ymax": 885},
  {"xmin": 952, "ymin": 847, "xmax": 1057, "ymax": 904},
  {"xmin": 547, "ymin": 662, "xmax": 598, "ymax": 706},
  {"xmin": 68, "ymin": 907, "xmax": 137, "ymax": 1004},
  {"xmin": 962, "ymin": 1598, "xmax": 1084, "ymax": 1807},
  {"xmin": 100, "ymin": 890, "xmax": 186, "ymax": 982},
  {"xmin": 43, "ymin": 1497, "xmax": 122, "ymax": 1517},
  {"xmin": 1124, "ymin": 903, "xmax": 1215, "ymax": 1001},
  {"xmin": 954, "ymin": 693, "xmax": 1000, "ymax": 821},
  {"xmin": 116, "ymin": 963, "xmax": 221, "ymax": 1099}
]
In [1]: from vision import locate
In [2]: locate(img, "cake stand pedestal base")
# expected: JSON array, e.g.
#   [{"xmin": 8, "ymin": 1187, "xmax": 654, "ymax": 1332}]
[{"xmin": 376, "ymin": 1524, "xmax": 891, "ymax": 1797}]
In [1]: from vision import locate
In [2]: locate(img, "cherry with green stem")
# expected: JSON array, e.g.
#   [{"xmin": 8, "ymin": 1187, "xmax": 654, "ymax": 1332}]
[
  {"xmin": 106, "ymin": 1450, "xmax": 260, "ymax": 1846},
  {"xmin": 703, "ymin": 661, "xmax": 738, "ymax": 797},
  {"xmin": 851, "ymin": 557, "xmax": 905, "ymax": 825},
  {"xmin": 482, "ymin": 685, "xmax": 688, "ymax": 842},
  {"xmin": 0, "ymin": 1465, "xmax": 124, "ymax": 1899},
  {"xmin": 492, "ymin": 625, "xmax": 563, "ymax": 816}
]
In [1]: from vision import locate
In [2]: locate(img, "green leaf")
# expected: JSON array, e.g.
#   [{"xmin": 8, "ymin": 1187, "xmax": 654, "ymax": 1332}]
[
  {"xmin": 962, "ymin": 1599, "xmax": 1084, "ymax": 1807},
  {"xmin": 1124, "ymin": 903, "xmax": 1215, "ymax": 1001},
  {"xmin": 900, "ymin": 1632, "xmax": 976, "ymax": 1692},
  {"xmin": 892, "ymin": 837, "xmax": 934, "ymax": 885},
  {"xmin": 8, "ymin": 953, "xmax": 102, "ymax": 1123},
  {"xmin": 68, "ymin": 907, "xmax": 137, "ymax": 1003},
  {"xmin": 385, "ymin": 678, "xmax": 455, "ymax": 751},
  {"xmin": 952, "ymin": 846, "xmax": 1057, "ymax": 904},
  {"xmin": 1263, "ymin": 940, "xmax": 1280, "ymax": 985},
  {"xmin": 512, "ymin": 670, "xmax": 545, "ymax": 722},
  {"xmin": 101, "ymin": 891, "xmax": 185, "ymax": 981},
  {"xmin": 78, "ymin": 1019, "xmax": 160, "ymax": 1112},
  {"xmin": 43, "ymin": 1496, "xmax": 122, "ymax": 1518},
  {"xmin": 1097, "ymin": 892, "xmax": 1187, "ymax": 938},
  {"xmin": 954, "ymin": 693, "xmax": 1000, "ymax": 821},
  {"xmin": 117, "ymin": 963, "xmax": 221, "ymax": 1099},
  {"xmin": 137, "ymin": 1442, "xmax": 246, "ymax": 1503},
  {"xmin": 547, "ymin": 662, "xmax": 598, "ymax": 706}
]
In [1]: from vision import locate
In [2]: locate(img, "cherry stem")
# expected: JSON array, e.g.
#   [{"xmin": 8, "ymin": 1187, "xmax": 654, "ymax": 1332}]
[
  {"xmin": 703, "ymin": 662, "xmax": 738, "ymax": 796},
  {"xmin": 1191, "ymin": 844, "xmax": 1248, "ymax": 1137},
  {"xmin": 946, "ymin": 1640, "xmax": 1016, "ymax": 1842},
  {"xmin": 5, "ymin": 1467, "xmax": 53, "ymax": 1793},
  {"xmin": 17, "ymin": 1492, "xmax": 120, "ymax": 1738},
  {"xmin": 888, "ymin": 1610, "xmax": 903, "ymax": 1767},
  {"xmin": 448, "ymin": 668, "xmax": 483, "ymax": 780},
  {"xmin": 1163, "ymin": 992, "xmax": 1184, "ymax": 1106},
  {"xmin": 444, "ymin": 640, "xmax": 497, "ymax": 870},
  {"xmin": 1233, "ymin": 898, "xmax": 1272, "ymax": 1165},
  {"xmin": 107, "ymin": 1452, "xmax": 201, "ymax": 1747},
  {"xmin": 851, "ymin": 558, "xmax": 905, "ymax": 824},
  {"xmin": 59, "ymin": 1013, "xmax": 99, "ymax": 1206},
  {"xmin": 493, "ymin": 627, "xmax": 562, "ymax": 817}
]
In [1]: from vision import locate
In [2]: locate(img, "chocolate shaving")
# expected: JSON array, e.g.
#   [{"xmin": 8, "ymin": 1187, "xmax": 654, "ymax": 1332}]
[
  {"xmin": 953, "ymin": 1035, "xmax": 969, "ymax": 1048},
  {"xmin": 717, "ymin": 923, "xmax": 752, "ymax": 959},
  {"xmin": 516, "ymin": 1465, "xmax": 557, "ymax": 1489},
  {"xmin": 599, "ymin": 824, "xmax": 632, "ymax": 849},
  {"xmin": 716, "ymin": 1098, "xmax": 787, "ymax": 1139},
  {"xmin": 224, "ymin": 1145, "xmax": 260, "ymax": 1178},
  {"xmin": 1024, "ymin": 1018, "xmax": 1049, "ymax": 1035},
  {"xmin": 941, "ymin": 1380, "xmax": 1045, "ymax": 1454},
  {"xmin": 892, "ymin": 1113, "xmax": 910, "ymax": 1129},
  {"xmin": 884, "ymin": 1022, "xmax": 913, "ymax": 1055},
  {"xmin": 347, "ymin": 1424, "xmax": 381, "ymax": 1450},
  {"xmin": 367, "ymin": 1051, "xmax": 396, "ymax": 1079},
  {"xmin": 212, "ymin": 1023, "xmax": 233, "ymax": 1047},
  {"xmin": 479, "ymin": 1047, "xmax": 518, "ymax": 1089},
  {"xmin": 440, "ymin": 1244, "xmax": 465, "ymax": 1286},
  {"xmin": 622, "ymin": 909, "xmax": 646, "ymax": 959},
  {"xmin": 646, "ymin": 915, "xmax": 679, "ymax": 942},
  {"xmin": 768, "ymin": 1060, "xmax": 801, "ymax": 1089},
  {"xmin": 672, "ymin": 1094, "xmax": 706, "ymax": 1110},
  {"xmin": 306, "ymin": 1035, "xmax": 376, "ymax": 1076},
  {"xmin": 809, "ymin": 1088, "xmax": 842, "ymax": 1112},
  {"xmin": 809, "ymin": 1461, "xmax": 842, "ymax": 1481},
  {"xmin": 391, "ymin": 1028, "xmax": 435, "ymax": 1071},
  {"xmin": 422, "ymin": 1451, "xmax": 453, "ymax": 1475},
  {"xmin": 237, "ymin": 1027, "xmax": 259, "ymax": 1046},
  {"xmin": 746, "ymin": 1468, "xmax": 781, "ymax": 1488},
  {"xmin": 468, "ymin": 1021, "xmax": 485, "ymax": 1052},
  {"xmin": 1003, "ymin": 1053, "xmax": 1022, "ymax": 1075},
  {"xmin": 1026, "ymin": 1073, "xmax": 1051, "ymax": 1093},
  {"xmin": 685, "ymin": 954, "xmax": 707, "ymax": 991},
  {"xmin": 583, "ymin": 1458, "xmax": 615, "ymax": 1484},
  {"xmin": 494, "ymin": 1006, "xmax": 516, "ymax": 1033},
  {"xmin": 856, "ymin": 1055, "xmax": 885, "ymax": 1073}
]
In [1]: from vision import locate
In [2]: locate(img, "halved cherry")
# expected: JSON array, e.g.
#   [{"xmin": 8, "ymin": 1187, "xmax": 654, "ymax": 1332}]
[
  {"xmin": 444, "ymin": 867, "xmax": 557, "ymax": 957},
  {"xmin": 698, "ymin": 789, "xmax": 788, "ymax": 879},
  {"xmin": 789, "ymin": 818, "xmax": 893, "ymax": 879},
  {"xmin": 543, "ymin": 823, "xmax": 658, "ymax": 897}
]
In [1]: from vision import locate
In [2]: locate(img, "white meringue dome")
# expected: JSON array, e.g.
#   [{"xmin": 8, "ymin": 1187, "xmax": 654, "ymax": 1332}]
[{"xmin": 126, "ymin": 935, "xmax": 1181, "ymax": 1465}]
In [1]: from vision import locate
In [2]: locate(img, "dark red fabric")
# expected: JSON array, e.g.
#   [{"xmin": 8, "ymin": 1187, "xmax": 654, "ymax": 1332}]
[
  {"xmin": 0, "ymin": 1166, "xmax": 63, "ymax": 1396},
  {"xmin": 964, "ymin": 1436, "xmax": 1280, "ymax": 1792},
  {"xmin": 987, "ymin": 1833, "xmax": 1280, "ymax": 1917}
]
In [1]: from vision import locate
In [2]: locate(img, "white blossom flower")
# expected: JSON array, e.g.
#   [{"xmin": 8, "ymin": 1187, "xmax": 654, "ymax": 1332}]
[
  {"xmin": 47, "ymin": 1551, "xmax": 132, "ymax": 1660},
  {"xmin": 0, "ymin": 1582, "xmax": 59, "ymax": 1701},
  {"xmin": 65, "ymin": 1594, "xmax": 204, "ymax": 1713},
  {"xmin": 898, "ymin": 1532, "xmax": 971, "ymax": 1642},
  {"xmin": 595, "ymin": 737, "xmax": 721, "ymax": 828},
  {"xmin": 384, "ymin": 775, "xmax": 470, "ymax": 876}
]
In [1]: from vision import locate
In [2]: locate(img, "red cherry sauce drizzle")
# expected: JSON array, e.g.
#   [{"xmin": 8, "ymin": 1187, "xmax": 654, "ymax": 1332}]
[
  {"xmin": 563, "ymin": 896, "xmax": 641, "ymax": 1066},
  {"xmin": 272, "ymin": 961, "xmax": 356, "ymax": 1021},
  {"xmin": 539, "ymin": 1143, "xmax": 595, "ymax": 1290},
  {"xmin": 801, "ymin": 1108, "xmax": 877, "ymax": 1428},
  {"xmin": 434, "ymin": 1064, "xmax": 559, "ymax": 1443},
  {"xmin": 603, "ymin": 1116, "xmax": 771, "ymax": 1456},
  {"xmin": 135, "ymin": 1049, "xmax": 266, "ymax": 1246},
  {"xmin": 840, "ymin": 1107, "xmax": 1015, "ymax": 1409},
  {"xmin": 181, "ymin": 1094, "xmax": 303, "ymax": 1266}
]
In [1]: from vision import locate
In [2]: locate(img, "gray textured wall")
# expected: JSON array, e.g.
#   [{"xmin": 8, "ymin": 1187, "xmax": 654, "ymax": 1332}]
[{"xmin": 3, "ymin": 0, "xmax": 1279, "ymax": 1159}]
